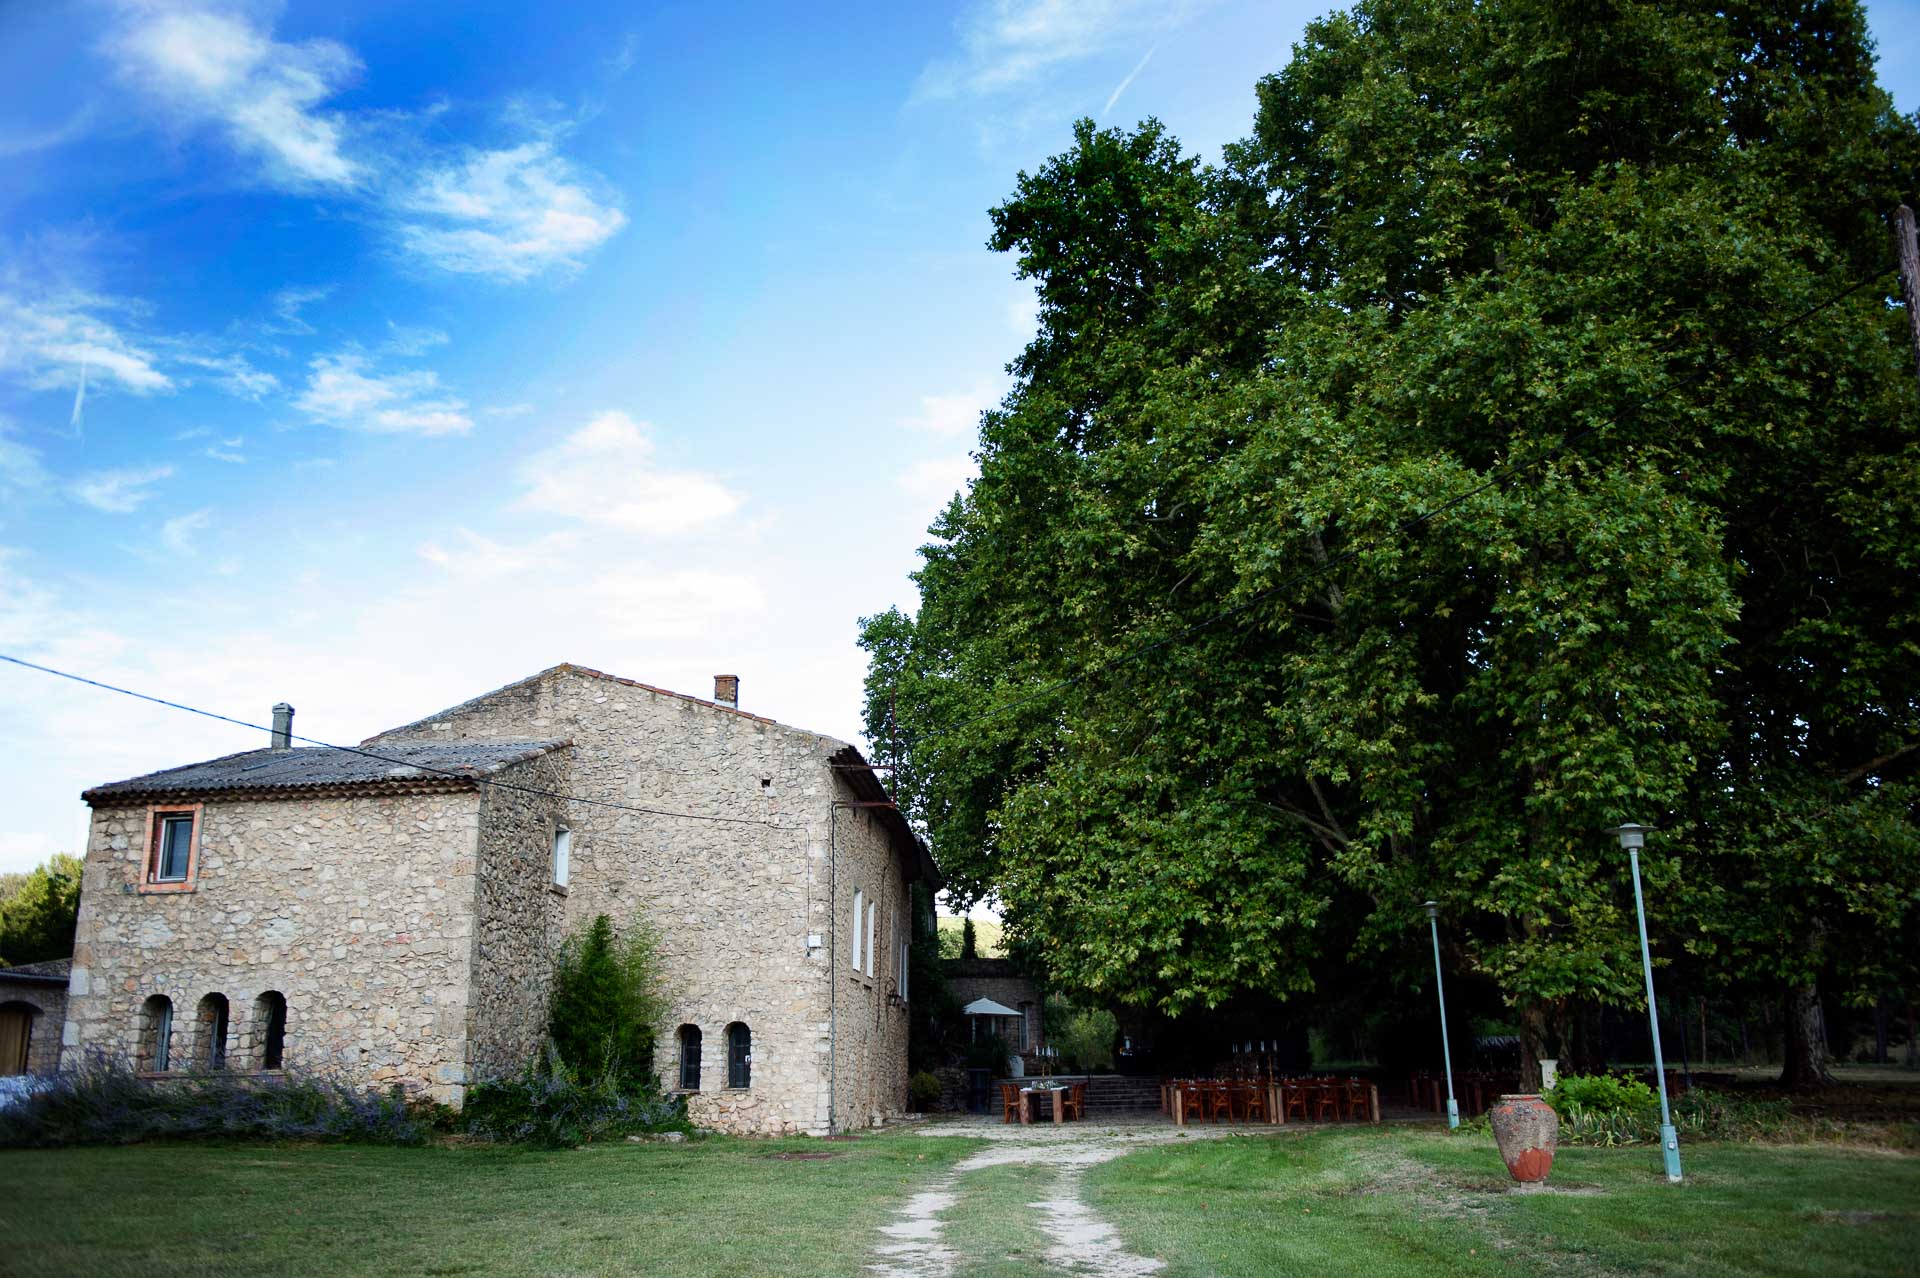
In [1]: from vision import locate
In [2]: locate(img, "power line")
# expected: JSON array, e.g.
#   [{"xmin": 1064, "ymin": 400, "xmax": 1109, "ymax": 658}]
[
  {"xmin": 0, "ymin": 653, "xmax": 790, "ymax": 829},
  {"xmin": 900, "ymin": 266, "xmax": 1892, "ymax": 752}
]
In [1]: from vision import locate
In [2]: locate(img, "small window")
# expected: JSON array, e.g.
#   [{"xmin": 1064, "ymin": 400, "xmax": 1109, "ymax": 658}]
[
  {"xmin": 254, "ymin": 991, "xmax": 287, "ymax": 1070},
  {"xmin": 138, "ymin": 995, "xmax": 174, "ymax": 1072},
  {"xmin": 144, "ymin": 807, "xmax": 201, "ymax": 891},
  {"xmin": 552, "ymin": 827, "xmax": 571, "ymax": 888},
  {"xmin": 195, "ymin": 993, "xmax": 229, "ymax": 1070},
  {"xmin": 726, "ymin": 1022, "xmax": 751, "ymax": 1089},
  {"xmin": 677, "ymin": 1024, "xmax": 702, "ymax": 1091},
  {"xmin": 850, "ymin": 889, "xmax": 864, "ymax": 972}
]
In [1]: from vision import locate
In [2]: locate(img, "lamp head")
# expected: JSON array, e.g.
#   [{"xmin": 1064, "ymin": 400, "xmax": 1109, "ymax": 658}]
[
  {"xmin": 1423, "ymin": 899, "xmax": 1439, "ymax": 921},
  {"xmin": 1609, "ymin": 822, "xmax": 1650, "ymax": 850}
]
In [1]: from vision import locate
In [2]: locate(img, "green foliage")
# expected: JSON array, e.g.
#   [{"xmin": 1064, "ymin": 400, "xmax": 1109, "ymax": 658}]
[
  {"xmin": 1543, "ymin": 1072, "xmax": 1796, "ymax": 1145},
  {"xmin": 1045, "ymin": 995, "xmax": 1117, "ymax": 1073},
  {"xmin": 547, "ymin": 915, "xmax": 664, "ymax": 1091},
  {"xmin": 1544, "ymin": 1072, "xmax": 1659, "ymax": 1120},
  {"xmin": 908, "ymin": 1070, "xmax": 943, "ymax": 1110},
  {"xmin": 959, "ymin": 917, "xmax": 978, "ymax": 960},
  {"xmin": 859, "ymin": 0, "xmax": 1920, "ymax": 1067},
  {"xmin": 0, "ymin": 1059, "xmax": 438, "ymax": 1148},
  {"xmin": 907, "ymin": 886, "xmax": 961, "ymax": 1072},
  {"xmin": 463, "ymin": 1041, "xmax": 685, "ymax": 1149},
  {"xmin": 0, "ymin": 853, "xmax": 82, "ymax": 967}
]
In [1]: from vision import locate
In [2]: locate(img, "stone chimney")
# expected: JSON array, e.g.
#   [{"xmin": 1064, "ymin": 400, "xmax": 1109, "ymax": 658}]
[
  {"xmin": 713, "ymin": 675, "xmax": 739, "ymax": 709},
  {"xmin": 271, "ymin": 702, "xmax": 295, "ymax": 751}
]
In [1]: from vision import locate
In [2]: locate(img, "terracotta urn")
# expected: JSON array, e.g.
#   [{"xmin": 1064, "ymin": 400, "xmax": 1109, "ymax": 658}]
[{"xmin": 1488, "ymin": 1093, "xmax": 1559, "ymax": 1183}]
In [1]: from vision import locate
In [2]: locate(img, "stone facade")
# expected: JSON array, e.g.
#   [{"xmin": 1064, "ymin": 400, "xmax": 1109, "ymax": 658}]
[
  {"xmin": 0, "ymin": 960, "xmax": 70, "ymax": 1076},
  {"xmin": 368, "ymin": 664, "xmax": 931, "ymax": 1134},
  {"xmin": 65, "ymin": 665, "xmax": 934, "ymax": 1134},
  {"xmin": 946, "ymin": 956, "xmax": 1046, "ymax": 1065}
]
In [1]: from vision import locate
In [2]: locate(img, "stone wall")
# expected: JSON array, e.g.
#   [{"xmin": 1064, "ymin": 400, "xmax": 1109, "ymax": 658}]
[
  {"xmin": 946, "ymin": 958, "xmax": 1046, "ymax": 1056},
  {"xmin": 0, "ymin": 968, "xmax": 68, "ymax": 1075},
  {"xmin": 65, "ymin": 789, "xmax": 487, "ymax": 1103},
  {"xmin": 467, "ymin": 752, "xmax": 571, "ymax": 1083},
  {"xmin": 370, "ymin": 665, "xmax": 916, "ymax": 1134}
]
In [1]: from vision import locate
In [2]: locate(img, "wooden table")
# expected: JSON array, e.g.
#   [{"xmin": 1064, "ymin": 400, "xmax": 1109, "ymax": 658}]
[{"xmin": 1020, "ymin": 1085, "xmax": 1067, "ymax": 1125}]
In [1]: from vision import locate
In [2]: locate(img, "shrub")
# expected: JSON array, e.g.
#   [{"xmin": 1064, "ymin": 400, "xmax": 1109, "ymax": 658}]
[
  {"xmin": 964, "ymin": 1031, "xmax": 1012, "ymax": 1073},
  {"xmin": 909, "ymin": 1070, "xmax": 943, "ymax": 1110},
  {"xmin": 0, "ymin": 1058, "xmax": 439, "ymax": 1148},
  {"xmin": 464, "ymin": 1042, "xmax": 685, "ymax": 1148},
  {"xmin": 1045, "ymin": 996, "xmax": 1117, "ymax": 1074},
  {"xmin": 1544, "ymin": 1073, "xmax": 1798, "ymax": 1145},
  {"xmin": 549, "ymin": 914, "xmax": 665, "ymax": 1091}
]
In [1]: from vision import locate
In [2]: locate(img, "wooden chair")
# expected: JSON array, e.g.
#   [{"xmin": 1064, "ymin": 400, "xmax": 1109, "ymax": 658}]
[
  {"xmin": 1343, "ymin": 1080, "xmax": 1371, "ymax": 1121},
  {"xmin": 1061, "ymin": 1083, "xmax": 1086, "ymax": 1122},
  {"xmin": 1283, "ymin": 1080, "xmax": 1311, "ymax": 1122},
  {"xmin": 1240, "ymin": 1081, "xmax": 1270, "ymax": 1124},
  {"xmin": 1180, "ymin": 1081, "xmax": 1207, "ymax": 1124},
  {"xmin": 999, "ymin": 1082, "xmax": 1021, "ymax": 1124},
  {"xmin": 1207, "ymin": 1080, "xmax": 1235, "ymax": 1123},
  {"xmin": 1312, "ymin": 1080, "xmax": 1339, "ymax": 1122}
]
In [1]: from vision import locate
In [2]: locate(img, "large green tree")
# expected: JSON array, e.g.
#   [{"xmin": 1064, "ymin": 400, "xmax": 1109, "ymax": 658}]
[
  {"xmin": 0, "ymin": 854, "xmax": 82, "ymax": 967},
  {"xmin": 864, "ymin": 0, "xmax": 1919, "ymax": 1088}
]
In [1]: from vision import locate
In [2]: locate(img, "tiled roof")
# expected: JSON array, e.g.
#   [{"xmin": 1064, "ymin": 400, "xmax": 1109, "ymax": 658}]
[
  {"xmin": 83, "ymin": 740, "xmax": 571, "ymax": 804},
  {"xmin": 0, "ymin": 957, "xmax": 71, "ymax": 984}
]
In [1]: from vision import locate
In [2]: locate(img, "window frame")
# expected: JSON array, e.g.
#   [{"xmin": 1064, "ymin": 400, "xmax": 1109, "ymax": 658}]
[
  {"xmin": 677, "ymin": 1024, "xmax": 702, "ymax": 1092},
  {"xmin": 551, "ymin": 825, "xmax": 571, "ymax": 891},
  {"xmin": 141, "ymin": 804, "xmax": 203, "ymax": 894},
  {"xmin": 850, "ymin": 888, "xmax": 864, "ymax": 973},
  {"xmin": 865, "ymin": 900, "xmax": 877, "ymax": 978},
  {"xmin": 725, "ymin": 1022, "xmax": 751, "ymax": 1089}
]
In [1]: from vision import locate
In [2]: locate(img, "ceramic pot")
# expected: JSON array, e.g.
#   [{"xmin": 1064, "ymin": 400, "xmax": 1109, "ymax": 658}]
[{"xmin": 1488, "ymin": 1093, "xmax": 1559, "ymax": 1183}]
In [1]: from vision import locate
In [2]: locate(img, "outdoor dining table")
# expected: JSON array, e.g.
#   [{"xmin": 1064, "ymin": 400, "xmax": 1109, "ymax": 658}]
[{"xmin": 1019, "ymin": 1084, "xmax": 1068, "ymax": 1125}]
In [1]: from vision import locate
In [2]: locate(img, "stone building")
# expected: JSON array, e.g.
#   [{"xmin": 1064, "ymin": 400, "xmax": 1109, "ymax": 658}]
[
  {"xmin": 0, "ymin": 959, "xmax": 70, "ymax": 1077},
  {"xmin": 62, "ymin": 665, "xmax": 938, "ymax": 1135},
  {"xmin": 945, "ymin": 956, "xmax": 1047, "ymax": 1070}
]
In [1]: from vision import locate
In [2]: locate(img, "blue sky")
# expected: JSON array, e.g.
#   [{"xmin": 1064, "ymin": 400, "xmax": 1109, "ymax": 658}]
[{"xmin": 2, "ymin": 0, "xmax": 1917, "ymax": 872}]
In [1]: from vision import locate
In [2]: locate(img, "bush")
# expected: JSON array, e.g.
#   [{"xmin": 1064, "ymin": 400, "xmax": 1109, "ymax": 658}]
[
  {"xmin": 549, "ymin": 914, "xmax": 665, "ymax": 1091},
  {"xmin": 0, "ymin": 1059, "xmax": 439, "ymax": 1148},
  {"xmin": 464, "ymin": 1042, "xmax": 685, "ymax": 1148},
  {"xmin": 1544, "ymin": 1072, "xmax": 1797, "ymax": 1145},
  {"xmin": 909, "ymin": 1070, "xmax": 943, "ymax": 1110},
  {"xmin": 1045, "ymin": 996, "xmax": 1117, "ymax": 1074}
]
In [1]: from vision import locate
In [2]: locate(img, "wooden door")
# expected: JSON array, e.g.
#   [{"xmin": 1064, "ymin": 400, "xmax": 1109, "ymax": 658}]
[{"xmin": 0, "ymin": 1004, "xmax": 32, "ymax": 1075}]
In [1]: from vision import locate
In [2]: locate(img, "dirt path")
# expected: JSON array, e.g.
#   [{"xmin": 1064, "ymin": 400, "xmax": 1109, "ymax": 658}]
[{"xmin": 869, "ymin": 1120, "xmax": 1235, "ymax": 1278}]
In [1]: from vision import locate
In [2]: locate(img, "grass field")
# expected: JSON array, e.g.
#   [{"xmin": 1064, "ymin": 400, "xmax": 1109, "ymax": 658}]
[{"xmin": 1, "ymin": 1123, "xmax": 1915, "ymax": 1277}]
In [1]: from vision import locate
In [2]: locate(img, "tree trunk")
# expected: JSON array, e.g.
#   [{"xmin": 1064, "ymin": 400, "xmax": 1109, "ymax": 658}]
[
  {"xmin": 1516, "ymin": 999, "xmax": 1549, "ymax": 1092},
  {"xmin": 1780, "ymin": 983, "xmax": 1836, "ymax": 1090}
]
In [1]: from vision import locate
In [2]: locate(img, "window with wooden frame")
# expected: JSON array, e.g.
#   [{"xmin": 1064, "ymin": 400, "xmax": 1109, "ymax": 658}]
[
  {"xmin": 142, "ymin": 804, "xmax": 203, "ymax": 893},
  {"xmin": 726, "ymin": 1022, "xmax": 751, "ymax": 1089},
  {"xmin": 850, "ymin": 888, "xmax": 864, "ymax": 973},
  {"xmin": 677, "ymin": 1024, "xmax": 702, "ymax": 1091}
]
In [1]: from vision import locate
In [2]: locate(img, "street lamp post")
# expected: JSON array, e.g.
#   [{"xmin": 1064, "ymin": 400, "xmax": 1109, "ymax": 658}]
[
  {"xmin": 1424, "ymin": 901, "xmax": 1460, "ymax": 1129},
  {"xmin": 1612, "ymin": 823, "xmax": 1683, "ymax": 1183}
]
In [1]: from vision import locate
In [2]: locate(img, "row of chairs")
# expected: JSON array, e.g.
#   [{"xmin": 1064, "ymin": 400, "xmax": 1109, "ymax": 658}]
[
  {"xmin": 1166, "ymin": 1076, "xmax": 1375, "ymax": 1123},
  {"xmin": 1169, "ymin": 1078, "xmax": 1270, "ymax": 1123},
  {"xmin": 1278, "ymin": 1077, "xmax": 1374, "ymax": 1122}
]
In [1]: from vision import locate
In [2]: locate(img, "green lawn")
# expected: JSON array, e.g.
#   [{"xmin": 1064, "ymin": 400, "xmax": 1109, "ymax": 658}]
[
  {"xmin": 1087, "ymin": 1126, "xmax": 1920, "ymax": 1278},
  {"xmin": 2, "ymin": 1126, "xmax": 1915, "ymax": 1277},
  {"xmin": 0, "ymin": 1133, "xmax": 980, "ymax": 1278}
]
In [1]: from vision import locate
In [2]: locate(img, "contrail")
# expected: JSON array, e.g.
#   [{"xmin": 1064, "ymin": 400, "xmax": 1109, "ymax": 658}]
[
  {"xmin": 69, "ymin": 355, "xmax": 88, "ymax": 438},
  {"xmin": 1103, "ymin": 45, "xmax": 1157, "ymax": 116}
]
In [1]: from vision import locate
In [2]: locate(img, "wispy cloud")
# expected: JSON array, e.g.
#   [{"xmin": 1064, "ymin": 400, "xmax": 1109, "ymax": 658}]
[
  {"xmin": 0, "ymin": 291, "xmax": 172, "ymax": 396},
  {"xmin": 382, "ymin": 323, "xmax": 449, "ymax": 357},
  {"xmin": 103, "ymin": 5, "xmax": 627, "ymax": 283},
  {"xmin": 517, "ymin": 411, "xmax": 741, "ymax": 535},
  {"xmin": 917, "ymin": 0, "xmax": 1200, "ymax": 99},
  {"xmin": 269, "ymin": 285, "xmax": 332, "ymax": 335},
  {"xmin": 293, "ymin": 351, "xmax": 473, "ymax": 435},
  {"xmin": 70, "ymin": 465, "xmax": 175, "ymax": 513},
  {"xmin": 160, "ymin": 507, "xmax": 212, "ymax": 555},
  {"xmin": 0, "ymin": 421, "xmax": 52, "ymax": 503},
  {"xmin": 394, "ymin": 140, "xmax": 627, "ymax": 282},
  {"xmin": 203, "ymin": 436, "xmax": 246, "ymax": 464},
  {"xmin": 176, "ymin": 352, "xmax": 279, "ymax": 400},
  {"xmin": 902, "ymin": 389, "xmax": 997, "ymax": 437},
  {"xmin": 106, "ymin": 3, "xmax": 361, "ymax": 187}
]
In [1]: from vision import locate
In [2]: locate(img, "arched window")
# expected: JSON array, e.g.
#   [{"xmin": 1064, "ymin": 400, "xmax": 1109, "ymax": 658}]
[
  {"xmin": 0, "ymin": 1001, "xmax": 38, "ymax": 1076},
  {"xmin": 253, "ymin": 991, "xmax": 287, "ymax": 1070},
  {"xmin": 194, "ymin": 994, "xmax": 230, "ymax": 1070},
  {"xmin": 726, "ymin": 1022, "xmax": 751, "ymax": 1089},
  {"xmin": 137, "ymin": 995, "xmax": 174, "ymax": 1073},
  {"xmin": 677, "ymin": 1024, "xmax": 702, "ymax": 1091}
]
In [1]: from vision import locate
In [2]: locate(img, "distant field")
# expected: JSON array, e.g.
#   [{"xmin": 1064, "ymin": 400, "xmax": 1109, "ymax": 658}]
[{"xmin": 937, "ymin": 913, "xmax": 1005, "ymax": 958}]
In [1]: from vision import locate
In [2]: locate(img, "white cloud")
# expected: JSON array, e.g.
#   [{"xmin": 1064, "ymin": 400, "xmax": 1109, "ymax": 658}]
[
  {"xmin": 0, "ymin": 421, "xmax": 51, "ymax": 502},
  {"xmin": 107, "ymin": 3, "xmax": 361, "ymax": 187},
  {"xmin": 176, "ymin": 351, "xmax": 279, "ymax": 399},
  {"xmin": 487, "ymin": 402, "xmax": 535, "ymax": 417},
  {"xmin": 383, "ymin": 323, "xmax": 449, "ymax": 357},
  {"xmin": 517, "ymin": 411, "xmax": 741, "ymax": 534},
  {"xmin": 70, "ymin": 465, "xmax": 175, "ymax": 513},
  {"xmin": 900, "ymin": 454, "xmax": 978, "ymax": 506},
  {"xmin": 269, "ymin": 284, "xmax": 331, "ymax": 334},
  {"xmin": 1103, "ymin": 44, "xmax": 1156, "ymax": 114},
  {"xmin": 395, "ymin": 141, "xmax": 627, "ymax": 282},
  {"xmin": 0, "ymin": 291, "xmax": 172, "ymax": 396},
  {"xmin": 292, "ymin": 351, "xmax": 473, "ymax": 435},
  {"xmin": 902, "ymin": 389, "xmax": 996, "ymax": 437},
  {"xmin": 917, "ymin": 0, "xmax": 1199, "ymax": 99},
  {"xmin": 160, "ymin": 507, "xmax": 212, "ymax": 554}
]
